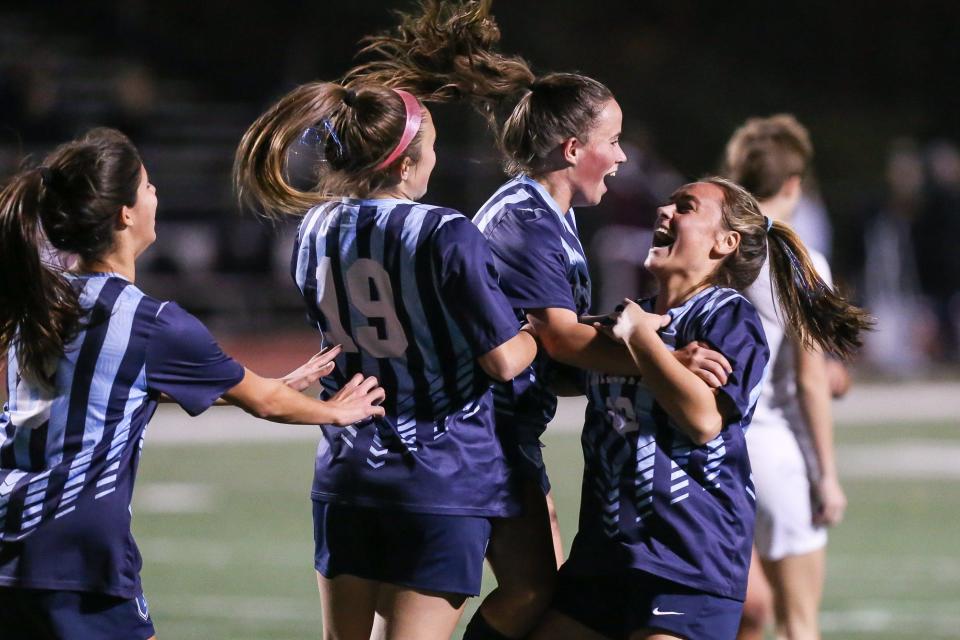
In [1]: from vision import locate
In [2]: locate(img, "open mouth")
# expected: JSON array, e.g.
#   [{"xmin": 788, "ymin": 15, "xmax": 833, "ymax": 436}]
[{"xmin": 651, "ymin": 227, "xmax": 675, "ymax": 248}]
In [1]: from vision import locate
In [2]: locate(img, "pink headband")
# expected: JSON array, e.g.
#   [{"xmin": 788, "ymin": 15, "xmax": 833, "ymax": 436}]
[{"xmin": 375, "ymin": 89, "xmax": 423, "ymax": 171}]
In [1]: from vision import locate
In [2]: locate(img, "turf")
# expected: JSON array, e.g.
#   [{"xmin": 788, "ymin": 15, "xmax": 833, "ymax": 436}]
[{"xmin": 132, "ymin": 420, "xmax": 960, "ymax": 639}]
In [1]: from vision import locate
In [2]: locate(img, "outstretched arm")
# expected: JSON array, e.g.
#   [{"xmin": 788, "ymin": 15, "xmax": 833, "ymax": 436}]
[
  {"xmin": 164, "ymin": 345, "xmax": 344, "ymax": 406},
  {"xmin": 223, "ymin": 369, "xmax": 385, "ymax": 426},
  {"xmin": 527, "ymin": 307, "xmax": 641, "ymax": 375}
]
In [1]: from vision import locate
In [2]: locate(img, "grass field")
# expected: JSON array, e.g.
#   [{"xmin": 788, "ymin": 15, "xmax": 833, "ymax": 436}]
[{"xmin": 133, "ymin": 415, "xmax": 960, "ymax": 639}]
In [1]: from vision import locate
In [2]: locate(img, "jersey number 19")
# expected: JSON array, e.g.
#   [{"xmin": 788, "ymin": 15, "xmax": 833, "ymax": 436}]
[{"xmin": 315, "ymin": 257, "xmax": 408, "ymax": 358}]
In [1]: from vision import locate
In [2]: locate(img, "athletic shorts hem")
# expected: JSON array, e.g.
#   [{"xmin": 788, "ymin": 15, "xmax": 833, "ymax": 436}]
[
  {"xmin": 313, "ymin": 501, "xmax": 490, "ymax": 597},
  {"xmin": 315, "ymin": 566, "xmax": 481, "ymax": 597},
  {"xmin": 553, "ymin": 569, "xmax": 743, "ymax": 640},
  {"xmin": 0, "ymin": 587, "xmax": 155, "ymax": 640},
  {"xmin": 757, "ymin": 531, "xmax": 828, "ymax": 562}
]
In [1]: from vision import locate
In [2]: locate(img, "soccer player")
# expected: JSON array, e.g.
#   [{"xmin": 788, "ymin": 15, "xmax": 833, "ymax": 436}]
[
  {"xmin": 342, "ymin": 4, "xmax": 734, "ymax": 637},
  {"xmin": 0, "ymin": 128, "xmax": 386, "ymax": 640},
  {"xmin": 532, "ymin": 178, "xmax": 870, "ymax": 640},
  {"xmin": 724, "ymin": 115, "xmax": 848, "ymax": 640},
  {"xmin": 233, "ymin": 81, "xmax": 539, "ymax": 639}
]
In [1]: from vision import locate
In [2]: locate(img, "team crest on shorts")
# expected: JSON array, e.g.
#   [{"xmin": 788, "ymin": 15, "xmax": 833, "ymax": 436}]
[{"xmin": 136, "ymin": 593, "xmax": 150, "ymax": 621}]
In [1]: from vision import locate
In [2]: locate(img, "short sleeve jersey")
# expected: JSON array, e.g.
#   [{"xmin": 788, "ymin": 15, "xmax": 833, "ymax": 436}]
[
  {"xmin": 565, "ymin": 287, "xmax": 769, "ymax": 600},
  {"xmin": 0, "ymin": 273, "xmax": 243, "ymax": 597},
  {"xmin": 292, "ymin": 199, "xmax": 520, "ymax": 516},
  {"xmin": 473, "ymin": 176, "xmax": 592, "ymax": 440}
]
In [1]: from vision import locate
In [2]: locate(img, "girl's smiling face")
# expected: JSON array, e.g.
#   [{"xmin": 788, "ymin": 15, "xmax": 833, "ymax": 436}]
[
  {"xmin": 568, "ymin": 98, "xmax": 627, "ymax": 207},
  {"xmin": 644, "ymin": 181, "xmax": 740, "ymax": 286}
]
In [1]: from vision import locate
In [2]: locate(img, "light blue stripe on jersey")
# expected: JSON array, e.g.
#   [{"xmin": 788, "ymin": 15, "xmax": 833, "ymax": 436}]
[
  {"xmin": 78, "ymin": 285, "xmax": 145, "ymax": 456},
  {"xmin": 396, "ymin": 205, "xmax": 442, "ymax": 402},
  {"xmin": 44, "ymin": 276, "xmax": 112, "ymax": 467},
  {"xmin": 515, "ymin": 175, "xmax": 587, "ymax": 255},
  {"xmin": 338, "ymin": 204, "xmax": 380, "ymax": 380},
  {"xmin": 293, "ymin": 204, "xmax": 327, "ymax": 303},
  {"xmin": 96, "ymin": 364, "xmax": 148, "ymax": 500},
  {"xmin": 474, "ymin": 189, "xmax": 532, "ymax": 232}
]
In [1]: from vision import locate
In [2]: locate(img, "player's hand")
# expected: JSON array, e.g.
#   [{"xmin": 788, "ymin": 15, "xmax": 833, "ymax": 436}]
[
  {"xmin": 595, "ymin": 299, "xmax": 670, "ymax": 344},
  {"xmin": 281, "ymin": 345, "xmax": 342, "ymax": 391},
  {"xmin": 812, "ymin": 474, "xmax": 847, "ymax": 527},
  {"xmin": 328, "ymin": 373, "xmax": 386, "ymax": 425},
  {"xmin": 674, "ymin": 341, "xmax": 732, "ymax": 389}
]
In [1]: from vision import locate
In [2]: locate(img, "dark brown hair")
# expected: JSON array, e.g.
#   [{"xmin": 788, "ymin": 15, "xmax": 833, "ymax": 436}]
[
  {"xmin": 233, "ymin": 82, "xmax": 426, "ymax": 218},
  {"xmin": 723, "ymin": 114, "xmax": 813, "ymax": 200},
  {"xmin": 0, "ymin": 128, "xmax": 142, "ymax": 382},
  {"xmin": 701, "ymin": 177, "xmax": 871, "ymax": 359},
  {"xmin": 344, "ymin": 0, "xmax": 614, "ymax": 176}
]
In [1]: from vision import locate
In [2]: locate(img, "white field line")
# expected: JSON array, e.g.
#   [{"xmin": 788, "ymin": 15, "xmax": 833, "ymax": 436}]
[
  {"xmin": 149, "ymin": 594, "xmax": 318, "ymax": 622},
  {"xmin": 821, "ymin": 607, "xmax": 960, "ymax": 636},
  {"xmin": 146, "ymin": 381, "xmax": 958, "ymax": 445},
  {"xmin": 134, "ymin": 482, "xmax": 215, "ymax": 513}
]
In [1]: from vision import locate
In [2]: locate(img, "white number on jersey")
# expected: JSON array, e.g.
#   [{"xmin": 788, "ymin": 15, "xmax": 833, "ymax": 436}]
[
  {"xmin": 316, "ymin": 257, "xmax": 409, "ymax": 358},
  {"xmin": 606, "ymin": 396, "xmax": 639, "ymax": 435}
]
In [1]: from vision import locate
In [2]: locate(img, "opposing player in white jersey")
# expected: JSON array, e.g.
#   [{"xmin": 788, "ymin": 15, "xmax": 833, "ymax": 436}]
[
  {"xmin": 234, "ymin": 80, "xmax": 539, "ymax": 639},
  {"xmin": 534, "ymin": 177, "xmax": 870, "ymax": 640},
  {"xmin": 725, "ymin": 115, "xmax": 848, "ymax": 640},
  {"xmin": 0, "ymin": 128, "xmax": 385, "ymax": 640}
]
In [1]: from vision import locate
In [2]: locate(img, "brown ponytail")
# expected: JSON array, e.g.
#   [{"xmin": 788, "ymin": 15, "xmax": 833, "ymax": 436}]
[
  {"xmin": 703, "ymin": 177, "xmax": 872, "ymax": 360},
  {"xmin": 0, "ymin": 128, "xmax": 142, "ymax": 383},
  {"xmin": 345, "ymin": 0, "xmax": 534, "ymax": 125},
  {"xmin": 233, "ymin": 82, "xmax": 427, "ymax": 218},
  {"xmin": 765, "ymin": 220, "xmax": 872, "ymax": 359},
  {"xmin": 344, "ymin": 0, "xmax": 614, "ymax": 176}
]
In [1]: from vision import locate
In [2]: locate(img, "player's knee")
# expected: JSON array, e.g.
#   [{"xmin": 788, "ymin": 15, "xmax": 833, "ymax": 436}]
[
  {"xmin": 780, "ymin": 604, "xmax": 819, "ymax": 640},
  {"xmin": 739, "ymin": 588, "xmax": 773, "ymax": 632},
  {"xmin": 499, "ymin": 577, "xmax": 556, "ymax": 617}
]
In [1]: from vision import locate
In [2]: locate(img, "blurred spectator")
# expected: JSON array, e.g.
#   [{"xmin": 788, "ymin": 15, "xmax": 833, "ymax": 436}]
[
  {"xmin": 861, "ymin": 138, "xmax": 935, "ymax": 375},
  {"xmin": 913, "ymin": 140, "xmax": 960, "ymax": 362},
  {"xmin": 791, "ymin": 178, "xmax": 833, "ymax": 259},
  {"xmin": 2, "ymin": 54, "xmax": 69, "ymax": 142},
  {"xmin": 106, "ymin": 63, "xmax": 157, "ymax": 140}
]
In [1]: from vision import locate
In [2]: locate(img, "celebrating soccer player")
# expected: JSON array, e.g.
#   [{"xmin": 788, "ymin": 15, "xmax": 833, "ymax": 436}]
[
  {"xmin": 234, "ymin": 80, "xmax": 538, "ymax": 638},
  {"xmin": 0, "ymin": 128, "xmax": 385, "ymax": 639}
]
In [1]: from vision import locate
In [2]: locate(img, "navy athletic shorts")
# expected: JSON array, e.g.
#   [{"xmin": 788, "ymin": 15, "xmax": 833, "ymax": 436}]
[
  {"xmin": 0, "ymin": 587, "xmax": 155, "ymax": 640},
  {"xmin": 553, "ymin": 568, "xmax": 744, "ymax": 640},
  {"xmin": 313, "ymin": 500, "xmax": 492, "ymax": 596}
]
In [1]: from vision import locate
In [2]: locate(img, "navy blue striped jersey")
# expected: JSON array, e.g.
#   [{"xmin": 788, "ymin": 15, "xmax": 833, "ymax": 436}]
[
  {"xmin": 473, "ymin": 175, "xmax": 591, "ymax": 441},
  {"xmin": 0, "ymin": 273, "xmax": 243, "ymax": 597},
  {"xmin": 292, "ymin": 198, "xmax": 520, "ymax": 516},
  {"xmin": 564, "ymin": 287, "xmax": 768, "ymax": 600}
]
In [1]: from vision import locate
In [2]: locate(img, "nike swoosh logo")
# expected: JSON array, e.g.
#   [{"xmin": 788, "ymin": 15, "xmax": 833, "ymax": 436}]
[{"xmin": 652, "ymin": 607, "xmax": 684, "ymax": 616}]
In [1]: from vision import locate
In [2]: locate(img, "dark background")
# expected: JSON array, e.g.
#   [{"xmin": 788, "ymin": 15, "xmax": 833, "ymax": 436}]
[{"xmin": 2, "ymin": 0, "xmax": 958, "ymax": 368}]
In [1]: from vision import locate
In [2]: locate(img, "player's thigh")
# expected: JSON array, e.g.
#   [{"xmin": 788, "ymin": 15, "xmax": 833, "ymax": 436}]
[
  {"xmin": 749, "ymin": 426, "xmax": 825, "ymax": 561},
  {"xmin": 317, "ymin": 572, "xmax": 378, "ymax": 640},
  {"xmin": 545, "ymin": 489, "xmax": 565, "ymax": 567},
  {"xmin": 740, "ymin": 546, "xmax": 774, "ymax": 632},
  {"xmin": 371, "ymin": 584, "xmax": 466, "ymax": 640},
  {"xmin": 487, "ymin": 479, "xmax": 558, "ymax": 592},
  {"xmin": 530, "ymin": 609, "xmax": 613, "ymax": 640}
]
